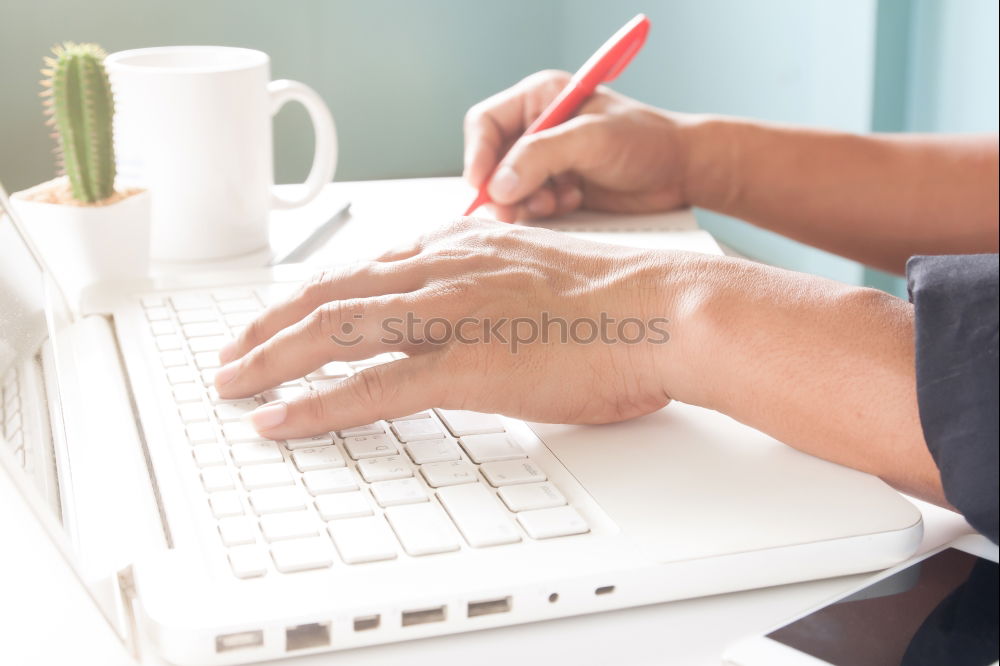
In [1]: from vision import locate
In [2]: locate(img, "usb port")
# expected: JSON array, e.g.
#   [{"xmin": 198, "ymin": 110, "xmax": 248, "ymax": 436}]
[
  {"xmin": 467, "ymin": 596, "xmax": 512, "ymax": 617},
  {"xmin": 215, "ymin": 630, "xmax": 263, "ymax": 653},
  {"xmin": 401, "ymin": 606, "xmax": 447, "ymax": 626},
  {"xmin": 285, "ymin": 623, "xmax": 330, "ymax": 651},
  {"xmin": 353, "ymin": 614, "xmax": 380, "ymax": 632}
]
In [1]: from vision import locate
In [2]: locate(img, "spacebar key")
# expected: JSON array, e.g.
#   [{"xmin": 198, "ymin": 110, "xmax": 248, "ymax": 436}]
[{"xmin": 436, "ymin": 484, "xmax": 521, "ymax": 547}]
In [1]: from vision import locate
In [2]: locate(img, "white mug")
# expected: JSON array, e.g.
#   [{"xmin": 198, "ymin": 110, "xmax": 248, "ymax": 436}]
[{"xmin": 105, "ymin": 46, "xmax": 337, "ymax": 262}]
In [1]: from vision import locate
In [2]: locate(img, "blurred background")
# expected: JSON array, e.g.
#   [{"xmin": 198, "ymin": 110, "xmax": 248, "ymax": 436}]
[{"xmin": 1, "ymin": 0, "xmax": 997, "ymax": 294}]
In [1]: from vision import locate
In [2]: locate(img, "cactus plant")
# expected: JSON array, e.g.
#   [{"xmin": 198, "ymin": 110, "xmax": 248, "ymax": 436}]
[{"xmin": 40, "ymin": 42, "xmax": 117, "ymax": 204}]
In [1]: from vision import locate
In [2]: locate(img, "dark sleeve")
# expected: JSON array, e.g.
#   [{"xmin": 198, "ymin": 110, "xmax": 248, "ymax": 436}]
[{"xmin": 907, "ymin": 254, "xmax": 999, "ymax": 544}]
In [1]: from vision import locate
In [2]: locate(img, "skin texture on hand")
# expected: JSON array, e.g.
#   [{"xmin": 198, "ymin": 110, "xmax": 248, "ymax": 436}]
[{"xmin": 216, "ymin": 219, "xmax": 709, "ymax": 434}]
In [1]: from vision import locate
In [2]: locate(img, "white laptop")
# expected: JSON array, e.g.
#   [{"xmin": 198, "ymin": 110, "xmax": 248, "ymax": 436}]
[{"xmin": 0, "ymin": 182, "xmax": 922, "ymax": 665}]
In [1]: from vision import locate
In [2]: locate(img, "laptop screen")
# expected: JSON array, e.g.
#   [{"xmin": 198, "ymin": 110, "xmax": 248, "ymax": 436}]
[{"xmin": 0, "ymin": 186, "xmax": 68, "ymax": 525}]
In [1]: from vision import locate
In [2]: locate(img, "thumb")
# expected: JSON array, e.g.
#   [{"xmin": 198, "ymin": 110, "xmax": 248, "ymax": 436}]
[
  {"xmin": 247, "ymin": 353, "xmax": 447, "ymax": 439},
  {"xmin": 487, "ymin": 115, "xmax": 602, "ymax": 205}
]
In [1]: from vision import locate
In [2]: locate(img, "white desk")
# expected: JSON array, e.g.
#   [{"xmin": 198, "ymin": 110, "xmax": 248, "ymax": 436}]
[{"xmin": 0, "ymin": 178, "xmax": 974, "ymax": 666}]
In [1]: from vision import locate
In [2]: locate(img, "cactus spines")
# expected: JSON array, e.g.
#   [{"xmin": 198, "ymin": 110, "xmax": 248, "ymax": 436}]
[{"xmin": 41, "ymin": 42, "xmax": 116, "ymax": 203}]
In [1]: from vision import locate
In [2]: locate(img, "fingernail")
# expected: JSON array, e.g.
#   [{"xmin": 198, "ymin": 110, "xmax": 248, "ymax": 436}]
[
  {"xmin": 218, "ymin": 340, "xmax": 238, "ymax": 364},
  {"xmin": 214, "ymin": 362, "xmax": 239, "ymax": 387},
  {"xmin": 248, "ymin": 401, "xmax": 287, "ymax": 431},
  {"xmin": 489, "ymin": 165, "xmax": 520, "ymax": 201}
]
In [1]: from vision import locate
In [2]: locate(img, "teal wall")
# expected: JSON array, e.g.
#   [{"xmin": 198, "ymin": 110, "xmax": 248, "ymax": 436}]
[{"xmin": 1, "ymin": 1, "xmax": 996, "ymax": 292}]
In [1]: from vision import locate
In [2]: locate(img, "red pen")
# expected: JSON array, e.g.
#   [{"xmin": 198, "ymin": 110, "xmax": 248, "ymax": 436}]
[{"xmin": 463, "ymin": 13, "xmax": 651, "ymax": 217}]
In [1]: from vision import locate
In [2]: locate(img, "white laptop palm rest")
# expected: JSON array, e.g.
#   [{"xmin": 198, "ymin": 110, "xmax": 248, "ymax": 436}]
[{"xmin": 0, "ymin": 186, "xmax": 921, "ymax": 666}]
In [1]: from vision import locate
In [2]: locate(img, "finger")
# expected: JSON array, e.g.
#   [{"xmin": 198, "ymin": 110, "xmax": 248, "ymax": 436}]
[
  {"xmin": 486, "ymin": 114, "xmax": 603, "ymax": 206},
  {"xmin": 523, "ymin": 185, "xmax": 558, "ymax": 219},
  {"xmin": 219, "ymin": 262, "xmax": 422, "ymax": 364},
  {"xmin": 463, "ymin": 70, "xmax": 572, "ymax": 189},
  {"xmin": 553, "ymin": 174, "xmax": 584, "ymax": 216},
  {"xmin": 489, "ymin": 202, "xmax": 521, "ymax": 223},
  {"xmin": 247, "ymin": 353, "xmax": 447, "ymax": 439},
  {"xmin": 216, "ymin": 294, "xmax": 419, "ymax": 399}
]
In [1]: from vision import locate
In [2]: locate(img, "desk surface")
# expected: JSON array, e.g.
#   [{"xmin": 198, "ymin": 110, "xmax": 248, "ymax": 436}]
[{"xmin": 0, "ymin": 178, "xmax": 974, "ymax": 666}]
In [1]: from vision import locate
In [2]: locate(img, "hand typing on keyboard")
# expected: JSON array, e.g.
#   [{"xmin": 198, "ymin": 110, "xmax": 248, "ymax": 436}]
[{"xmin": 214, "ymin": 217, "xmax": 694, "ymax": 440}]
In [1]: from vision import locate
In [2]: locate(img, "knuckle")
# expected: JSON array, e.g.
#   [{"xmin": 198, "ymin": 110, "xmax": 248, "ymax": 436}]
[
  {"xmin": 311, "ymin": 301, "xmax": 349, "ymax": 341},
  {"xmin": 527, "ymin": 69, "xmax": 571, "ymax": 90},
  {"xmin": 303, "ymin": 390, "xmax": 331, "ymax": 425},
  {"xmin": 352, "ymin": 367, "xmax": 388, "ymax": 408}
]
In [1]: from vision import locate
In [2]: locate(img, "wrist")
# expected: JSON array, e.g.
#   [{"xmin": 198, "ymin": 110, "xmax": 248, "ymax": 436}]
[
  {"xmin": 643, "ymin": 251, "xmax": 735, "ymax": 409},
  {"xmin": 675, "ymin": 114, "xmax": 745, "ymax": 211}
]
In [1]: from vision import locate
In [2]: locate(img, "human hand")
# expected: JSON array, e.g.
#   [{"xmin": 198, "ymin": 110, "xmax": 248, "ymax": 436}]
[
  {"xmin": 464, "ymin": 69, "xmax": 694, "ymax": 222},
  {"xmin": 215, "ymin": 218, "xmax": 706, "ymax": 439}
]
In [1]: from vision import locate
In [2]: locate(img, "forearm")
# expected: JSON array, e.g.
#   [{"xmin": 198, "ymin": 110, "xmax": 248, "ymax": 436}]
[
  {"xmin": 664, "ymin": 256, "xmax": 946, "ymax": 505},
  {"xmin": 680, "ymin": 117, "xmax": 999, "ymax": 274}
]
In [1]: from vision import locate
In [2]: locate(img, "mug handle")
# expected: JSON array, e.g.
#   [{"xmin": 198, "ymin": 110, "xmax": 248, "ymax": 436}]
[{"xmin": 267, "ymin": 79, "xmax": 338, "ymax": 210}]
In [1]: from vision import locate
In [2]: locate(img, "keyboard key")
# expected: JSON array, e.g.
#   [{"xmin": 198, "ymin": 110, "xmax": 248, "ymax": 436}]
[
  {"xmin": 357, "ymin": 455, "xmax": 412, "ymax": 483},
  {"xmin": 145, "ymin": 306, "xmax": 171, "ymax": 322},
  {"xmin": 309, "ymin": 378, "xmax": 346, "ymax": 392},
  {"xmin": 343, "ymin": 433, "xmax": 396, "ymax": 459},
  {"xmin": 188, "ymin": 335, "xmax": 231, "ymax": 352},
  {"xmin": 178, "ymin": 402, "xmax": 211, "ymax": 424},
  {"xmin": 285, "ymin": 433, "xmax": 335, "ymax": 450},
  {"xmin": 192, "ymin": 444, "xmax": 226, "ymax": 467},
  {"xmin": 436, "ymin": 409, "xmax": 505, "ymax": 436},
  {"xmin": 262, "ymin": 386, "xmax": 310, "ymax": 403},
  {"xmin": 218, "ymin": 516, "xmax": 257, "ymax": 546},
  {"xmin": 338, "ymin": 423, "xmax": 385, "ymax": 438},
  {"xmin": 370, "ymin": 478, "xmax": 428, "ymax": 507},
  {"xmin": 230, "ymin": 441, "xmax": 284, "ymax": 466},
  {"xmin": 209, "ymin": 491, "xmax": 244, "ymax": 518},
  {"xmin": 186, "ymin": 422, "xmax": 217, "ymax": 444},
  {"xmin": 328, "ymin": 517, "xmax": 398, "ymax": 564},
  {"xmin": 385, "ymin": 503, "xmax": 461, "ymax": 556},
  {"xmin": 141, "ymin": 295, "xmax": 166, "ymax": 308},
  {"xmin": 160, "ymin": 350, "xmax": 187, "ymax": 368},
  {"xmin": 291, "ymin": 447, "xmax": 346, "ymax": 472},
  {"xmin": 218, "ymin": 297, "xmax": 260, "ymax": 313},
  {"xmin": 166, "ymin": 366, "xmax": 198, "ymax": 385},
  {"xmin": 223, "ymin": 421, "xmax": 268, "ymax": 443},
  {"xmin": 270, "ymin": 537, "xmax": 336, "ymax": 573},
  {"xmin": 387, "ymin": 411, "xmax": 433, "ymax": 421},
  {"xmin": 516, "ymin": 506, "xmax": 589, "ymax": 539},
  {"xmin": 249, "ymin": 487, "xmax": 308, "ymax": 514},
  {"xmin": 303, "ymin": 468, "xmax": 358, "ymax": 495},
  {"xmin": 214, "ymin": 400, "xmax": 260, "ymax": 422},
  {"xmin": 228, "ymin": 544, "xmax": 268, "ymax": 578},
  {"xmin": 259, "ymin": 511, "xmax": 319, "ymax": 542},
  {"xmin": 420, "ymin": 460, "xmax": 479, "ymax": 488},
  {"xmin": 183, "ymin": 322, "xmax": 226, "ymax": 338},
  {"xmin": 150, "ymin": 320, "xmax": 176, "ymax": 336},
  {"xmin": 347, "ymin": 353, "xmax": 396, "ymax": 369},
  {"xmin": 201, "ymin": 467, "xmax": 235, "ymax": 492},
  {"xmin": 481, "ymin": 459, "xmax": 547, "ymax": 487},
  {"xmin": 404, "ymin": 439, "xmax": 462, "ymax": 464},
  {"xmin": 193, "ymin": 351, "xmax": 221, "ymax": 369},
  {"xmin": 171, "ymin": 294, "xmax": 214, "ymax": 310},
  {"xmin": 459, "ymin": 433, "xmax": 526, "ymax": 463},
  {"xmin": 201, "ymin": 369, "xmax": 217, "ymax": 386},
  {"xmin": 306, "ymin": 361, "xmax": 352, "ymax": 379},
  {"xmin": 239, "ymin": 463, "xmax": 294, "ymax": 489},
  {"xmin": 155, "ymin": 334, "xmax": 183, "ymax": 352},
  {"xmin": 437, "ymin": 484, "xmax": 521, "ymax": 548},
  {"xmin": 212, "ymin": 287, "xmax": 255, "ymax": 301},
  {"xmin": 223, "ymin": 311, "xmax": 257, "ymax": 327},
  {"xmin": 172, "ymin": 383, "xmax": 204, "ymax": 403},
  {"xmin": 497, "ymin": 482, "xmax": 567, "ymax": 512},
  {"xmin": 315, "ymin": 491, "xmax": 373, "ymax": 520},
  {"xmin": 391, "ymin": 419, "xmax": 445, "ymax": 442}
]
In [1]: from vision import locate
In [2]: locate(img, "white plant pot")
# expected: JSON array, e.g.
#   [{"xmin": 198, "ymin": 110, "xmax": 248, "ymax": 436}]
[{"xmin": 11, "ymin": 178, "xmax": 151, "ymax": 311}]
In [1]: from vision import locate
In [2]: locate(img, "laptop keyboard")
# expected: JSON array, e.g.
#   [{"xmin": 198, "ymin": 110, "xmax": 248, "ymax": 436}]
[{"xmin": 139, "ymin": 287, "xmax": 590, "ymax": 578}]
